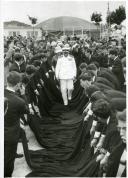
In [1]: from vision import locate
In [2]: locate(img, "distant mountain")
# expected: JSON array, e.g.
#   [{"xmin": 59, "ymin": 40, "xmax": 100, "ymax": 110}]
[
  {"xmin": 35, "ymin": 16, "xmax": 98, "ymax": 31},
  {"xmin": 4, "ymin": 21, "xmax": 32, "ymax": 29}
]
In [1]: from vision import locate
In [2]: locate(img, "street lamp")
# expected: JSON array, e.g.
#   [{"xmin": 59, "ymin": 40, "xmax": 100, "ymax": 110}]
[{"xmin": 28, "ymin": 15, "xmax": 37, "ymax": 54}]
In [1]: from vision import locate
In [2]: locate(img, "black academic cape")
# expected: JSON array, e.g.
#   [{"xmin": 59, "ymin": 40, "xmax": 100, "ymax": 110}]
[
  {"xmin": 98, "ymin": 69, "xmax": 120, "ymax": 90},
  {"xmin": 95, "ymin": 76, "xmax": 116, "ymax": 89}
]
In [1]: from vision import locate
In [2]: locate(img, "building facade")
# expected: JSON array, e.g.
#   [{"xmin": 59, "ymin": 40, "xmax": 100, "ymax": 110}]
[{"xmin": 4, "ymin": 21, "xmax": 42, "ymax": 39}]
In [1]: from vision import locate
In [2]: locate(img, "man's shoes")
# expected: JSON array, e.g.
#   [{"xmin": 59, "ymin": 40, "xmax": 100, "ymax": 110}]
[
  {"xmin": 64, "ymin": 105, "xmax": 70, "ymax": 112},
  {"xmin": 68, "ymin": 97, "xmax": 72, "ymax": 101},
  {"xmin": 64, "ymin": 101, "xmax": 68, "ymax": 106},
  {"xmin": 15, "ymin": 153, "xmax": 24, "ymax": 158}
]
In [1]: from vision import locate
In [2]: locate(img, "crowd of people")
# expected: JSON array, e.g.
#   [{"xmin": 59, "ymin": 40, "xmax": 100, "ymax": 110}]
[{"xmin": 4, "ymin": 33, "xmax": 126, "ymax": 177}]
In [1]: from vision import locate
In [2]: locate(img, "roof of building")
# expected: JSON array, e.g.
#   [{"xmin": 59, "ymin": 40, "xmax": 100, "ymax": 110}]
[
  {"xmin": 4, "ymin": 21, "xmax": 32, "ymax": 29},
  {"xmin": 35, "ymin": 16, "xmax": 98, "ymax": 31}
]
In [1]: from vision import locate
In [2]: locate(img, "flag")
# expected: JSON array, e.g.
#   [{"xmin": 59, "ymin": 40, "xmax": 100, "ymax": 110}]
[{"xmin": 28, "ymin": 15, "xmax": 37, "ymax": 25}]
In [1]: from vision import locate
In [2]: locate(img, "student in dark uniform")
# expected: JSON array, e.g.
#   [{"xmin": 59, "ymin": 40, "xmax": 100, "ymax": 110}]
[
  {"xmin": 4, "ymin": 71, "xmax": 28, "ymax": 177},
  {"xmin": 100, "ymin": 109, "xmax": 126, "ymax": 177},
  {"xmin": 86, "ymin": 63, "xmax": 117, "ymax": 89},
  {"xmin": 80, "ymin": 71, "xmax": 113, "ymax": 92},
  {"xmin": 9, "ymin": 53, "xmax": 24, "ymax": 73},
  {"xmin": 109, "ymin": 49, "xmax": 125, "ymax": 90}
]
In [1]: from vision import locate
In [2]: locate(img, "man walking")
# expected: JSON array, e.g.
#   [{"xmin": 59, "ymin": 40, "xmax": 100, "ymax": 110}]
[{"xmin": 55, "ymin": 44, "xmax": 77, "ymax": 106}]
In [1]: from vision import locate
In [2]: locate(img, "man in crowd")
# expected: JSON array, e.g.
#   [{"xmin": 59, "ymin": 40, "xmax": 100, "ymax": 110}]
[
  {"xmin": 9, "ymin": 53, "xmax": 24, "ymax": 73},
  {"xmin": 109, "ymin": 49, "xmax": 125, "ymax": 90},
  {"xmin": 4, "ymin": 71, "xmax": 28, "ymax": 177},
  {"xmin": 55, "ymin": 44, "xmax": 77, "ymax": 106}
]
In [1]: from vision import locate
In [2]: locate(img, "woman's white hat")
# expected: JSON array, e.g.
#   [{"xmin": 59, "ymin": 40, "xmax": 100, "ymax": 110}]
[{"xmin": 55, "ymin": 46, "xmax": 62, "ymax": 53}]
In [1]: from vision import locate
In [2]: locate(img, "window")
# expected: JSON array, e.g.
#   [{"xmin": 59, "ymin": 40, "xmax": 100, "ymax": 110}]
[
  {"xmin": 9, "ymin": 31, "xmax": 12, "ymax": 36},
  {"xmin": 27, "ymin": 31, "xmax": 38, "ymax": 38},
  {"xmin": 8, "ymin": 31, "xmax": 20, "ymax": 36}
]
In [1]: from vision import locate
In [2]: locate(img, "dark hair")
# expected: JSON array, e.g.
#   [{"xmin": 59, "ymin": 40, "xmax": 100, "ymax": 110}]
[
  {"xmin": 79, "ymin": 71, "xmax": 93, "ymax": 81},
  {"xmin": 26, "ymin": 65, "xmax": 37, "ymax": 75},
  {"xmin": 7, "ymin": 71, "xmax": 21, "ymax": 86},
  {"xmin": 87, "ymin": 64, "xmax": 97, "ymax": 71},
  {"xmin": 86, "ymin": 85, "xmax": 100, "ymax": 98},
  {"xmin": 116, "ymin": 109, "xmax": 126, "ymax": 122},
  {"xmin": 91, "ymin": 99, "xmax": 111, "ymax": 119},
  {"xmin": 86, "ymin": 70, "xmax": 95, "ymax": 77},
  {"xmin": 91, "ymin": 61, "xmax": 100, "ymax": 69},
  {"xmin": 110, "ymin": 98, "xmax": 126, "ymax": 112},
  {"xmin": 90, "ymin": 91, "xmax": 107, "ymax": 103},
  {"xmin": 79, "ymin": 63, "xmax": 87, "ymax": 70},
  {"xmin": 21, "ymin": 74, "xmax": 29, "ymax": 85},
  {"xmin": 15, "ymin": 48, "xmax": 20, "ymax": 53},
  {"xmin": 14, "ymin": 53, "xmax": 23, "ymax": 62},
  {"xmin": 109, "ymin": 49, "xmax": 118, "ymax": 56},
  {"xmin": 33, "ymin": 60, "xmax": 41, "ymax": 67},
  {"xmin": 86, "ymin": 48, "xmax": 92, "ymax": 54}
]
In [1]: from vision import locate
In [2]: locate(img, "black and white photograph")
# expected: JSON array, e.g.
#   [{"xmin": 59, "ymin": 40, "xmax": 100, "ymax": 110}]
[{"xmin": 3, "ymin": 0, "xmax": 126, "ymax": 177}]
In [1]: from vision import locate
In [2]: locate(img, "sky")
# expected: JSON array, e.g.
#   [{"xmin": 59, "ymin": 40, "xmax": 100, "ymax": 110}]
[{"xmin": 2, "ymin": 1, "xmax": 126, "ymax": 25}]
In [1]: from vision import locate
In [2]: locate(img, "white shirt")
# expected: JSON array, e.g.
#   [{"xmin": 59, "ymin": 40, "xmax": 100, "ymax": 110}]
[
  {"xmin": 55, "ymin": 55, "xmax": 77, "ymax": 80},
  {"xmin": 15, "ymin": 61, "xmax": 21, "ymax": 71},
  {"xmin": 6, "ymin": 86, "xmax": 15, "ymax": 93},
  {"xmin": 114, "ymin": 56, "xmax": 118, "ymax": 61}
]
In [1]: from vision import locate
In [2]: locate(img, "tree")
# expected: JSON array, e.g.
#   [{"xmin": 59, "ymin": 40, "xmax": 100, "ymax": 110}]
[
  {"xmin": 91, "ymin": 12, "xmax": 102, "ymax": 25},
  {"xmin": 91, "ymin": 12, "xmax": 102, "ymax": 39},
  {"xmin": 106, "ymin": 6, "xmax": 126, "ymax": 25}
]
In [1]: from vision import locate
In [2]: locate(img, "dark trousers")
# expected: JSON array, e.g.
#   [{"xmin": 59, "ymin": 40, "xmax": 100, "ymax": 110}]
[{"xmin": 4, "ymin": 142, "xmax": 18, "ymax": 177}]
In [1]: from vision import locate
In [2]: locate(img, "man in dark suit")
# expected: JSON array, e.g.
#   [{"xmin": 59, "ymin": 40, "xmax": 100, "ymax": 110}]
[
  {"xmin": 100, "ymin": 109, "xmax": 126, "ymax": 177},
  {"xmin": 4, "ymin": 71, "xmax": 28, "ymax": 177},
  {"xmin": 9, "ymin": 53, "xmax": 24, "ymax": 73},
  {"xmin": 109, "ymin": 49, "xmax": 125, "ymax": 90}
]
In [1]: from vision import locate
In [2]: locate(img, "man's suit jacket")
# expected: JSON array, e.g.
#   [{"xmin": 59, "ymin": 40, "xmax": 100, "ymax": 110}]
[
  {"xmin": 106, "ymin": 141, "xmax": 126, "ymax": 177},
  {"xmin": 20, "ymin": 61, "xmax": 26, "ymax": 73},
  {"xmin": 4, "ymin": 89, "xmax": 27, "ymax": 143},
  {"xmin": 9, "ymin": 62, "xmax": 21, "ymax": 73}
]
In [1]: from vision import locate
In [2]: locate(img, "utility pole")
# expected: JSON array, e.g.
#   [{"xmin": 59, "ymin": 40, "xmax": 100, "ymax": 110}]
[
  {"xmin": 72, "ymin": 27, "xmax": 74, "ymax": 36},
  {"xmin": 28, "ymin": 15, "xmax": 37, "ymax": 54}
]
